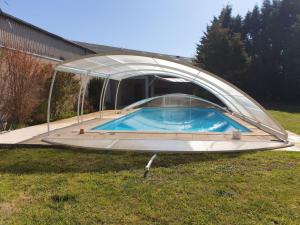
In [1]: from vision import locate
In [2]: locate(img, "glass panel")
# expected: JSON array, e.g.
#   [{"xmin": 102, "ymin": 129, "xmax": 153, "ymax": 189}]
[{"xmin": 55, "ymin": 54, "xmax": 286, "ymax": 140}]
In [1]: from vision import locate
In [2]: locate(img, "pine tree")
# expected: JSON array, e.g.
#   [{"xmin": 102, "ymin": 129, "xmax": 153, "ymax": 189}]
[
  {"xmin": 196, "ymin": 0, "xmax": 300, "ymax": 103},
  {"xmin": 280, "ymin": 0, "xmax": 300, "ymax": 102},
  {"xmin": 195, "ymin": 6, "xmax": 250, "ymax": 89}
]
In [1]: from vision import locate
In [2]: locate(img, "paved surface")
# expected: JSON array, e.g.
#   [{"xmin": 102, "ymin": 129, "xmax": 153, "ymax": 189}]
[
  {"xmin": 43, "ymin": 136, "xmax": 291, "ymax": 153},
  {"xmin": 0, "ymin": 112, "xmax": 102, "ymax": 144},
  {"xmin": 40, "ymin": 111, "xmax": 293, "ymax": 152},
  {"xmin": 279, "ymin": 131, "xmax": 300, "ymax": 151},
  {"xmin": 0, "ymin": 110, "xmax": 299, "ymax": 152}
]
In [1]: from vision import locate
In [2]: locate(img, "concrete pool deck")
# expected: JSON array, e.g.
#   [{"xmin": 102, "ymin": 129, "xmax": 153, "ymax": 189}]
[
  {"xmin": 0, "ymin": 110, "xmax": 119, "ymax": 144},
  {"xmin": 0, "ymin": 109, "xmax": 298, "ymax": 152}
]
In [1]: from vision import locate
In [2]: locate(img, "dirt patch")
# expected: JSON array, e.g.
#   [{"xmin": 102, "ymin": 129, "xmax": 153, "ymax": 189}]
[
  {"xmin": 0, "ymin": 202, "xmax": 16, "ymax": 216},
  {"xmin": 0, "ymin": 193, "xmax": 30, "ymax": 217}
]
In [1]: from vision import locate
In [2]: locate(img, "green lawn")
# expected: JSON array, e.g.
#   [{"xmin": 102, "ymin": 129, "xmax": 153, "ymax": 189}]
[
  {"xmin": 0, "ymin": 148, "xmax": 299, "ymax": 225},
  {"xmin": 0, "ymin": 106, "xmax": 299, "ymax": 224},
  {"xmin": 267, "ymin": 105, "xmax": 300, "ymax": 134}
]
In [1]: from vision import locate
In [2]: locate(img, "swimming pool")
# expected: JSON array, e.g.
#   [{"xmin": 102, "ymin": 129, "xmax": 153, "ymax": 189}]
[{"xmin": 92, "ymin": 107, "xmax": 250, "ymax": 133}]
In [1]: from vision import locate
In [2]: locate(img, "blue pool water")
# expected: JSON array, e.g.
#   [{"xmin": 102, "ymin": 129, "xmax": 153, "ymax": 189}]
[{"xmin": 92, "ymin": 107, "xmax": 250, "ymax": 133}]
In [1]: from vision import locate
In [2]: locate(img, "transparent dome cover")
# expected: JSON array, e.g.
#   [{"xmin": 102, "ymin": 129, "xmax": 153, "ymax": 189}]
[{"xmin": 54, "ymin": 53, "xmax": 287, "ymax": 140}]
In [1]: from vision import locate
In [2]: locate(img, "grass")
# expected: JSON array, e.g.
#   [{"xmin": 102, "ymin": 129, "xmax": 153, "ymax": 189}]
[
  {"xmin": 0, "ymin": 105, "xmax": 298, "ymax": 224},
  {"xmin": 0, "ymin": 148, "xmax": 299, "ymax": 224},
  {"xmin": 266, "ymin": 104, "xmax": 300, "ymax": 134}
]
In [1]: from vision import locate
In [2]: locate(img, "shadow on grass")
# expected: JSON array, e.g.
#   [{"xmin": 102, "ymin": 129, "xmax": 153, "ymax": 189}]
[
  {"xmin": 264, "ymin": 103, "xmax": 300, "ymax": 113},
  {"xmin": 0, "ymin": 147, "xmax": 255, "ymax": 175}
]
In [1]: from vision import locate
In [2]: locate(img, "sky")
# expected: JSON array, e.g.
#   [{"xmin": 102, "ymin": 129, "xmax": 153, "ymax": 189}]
[{"xmin": 1, "ymin": 0, "xmax": 262, "ymax": 57}]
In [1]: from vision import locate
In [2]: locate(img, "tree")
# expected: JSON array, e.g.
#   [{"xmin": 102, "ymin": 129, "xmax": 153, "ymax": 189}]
[
  {"xmin": 0, "ymin": 49, "xmax": 7, "ymax": 101},
  {"xmin": 244, "ymin": 0, "xmax": 300, "ymax": 102},
  {"xmin": 195, "ymin": 7, "xmax": 250, "ymax": 89},
  {"xmin": 242, "ymin": 5, "xmax": 265, "ymax": 98},
  {"xmin": 219, "ymin": 5, "xmax": 233, "ymax": 29},
  {"xmin": 0, "ymin": 49, "xmax": 52, "ymax": 125},
  {"xmin": 87, "ymin": 78, "xmax": 103, "ymax": 111},
  {"xmin": 280, "ymin": 0, "xmax": 300, "ymax": 101},
  {"xmin": 42, "ymin": 73, "xmax": 80, "ymax": 121},
  {"xmin": 196, "ymin": 0, "xmax": 300, "ymax": 104},
  {"xmin": 242, "ymin": 5, "xmax": 261, "ymax": 56}
]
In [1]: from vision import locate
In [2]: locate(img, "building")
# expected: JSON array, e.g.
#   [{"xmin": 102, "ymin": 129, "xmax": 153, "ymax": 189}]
[
  {"xmin": 0, "ymin": 12, "xmax": 94, "ymax": 61},
  {"xmin": 0, "ymin": 11, "xmax": 197, "ymax": 108}
]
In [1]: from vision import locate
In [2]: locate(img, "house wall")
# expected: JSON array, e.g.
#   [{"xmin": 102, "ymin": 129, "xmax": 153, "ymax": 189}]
[
  {"xmin": 0, "ymin": 13, "xmax": 94, "ymax": 61},
  {"xmin": 0, "ymin": 12, "xmax": 196, "ymax": 112}
]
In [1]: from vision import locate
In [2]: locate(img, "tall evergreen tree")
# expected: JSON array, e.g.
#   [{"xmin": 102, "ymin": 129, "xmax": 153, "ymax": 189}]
[
  {"xmin": 248, "ymin": 0, "xmax": 300, "ymax": 102},
  {"xmin": 196, "ymin": 0, "xmax": 300, "ymax": 103},
  {"xmin": 195, "ymin": 6, "xmax": 250, "ymax": 89},
  {"xmin": 280, "ymin": 0, "xmax": 300, "ymax": 101}
]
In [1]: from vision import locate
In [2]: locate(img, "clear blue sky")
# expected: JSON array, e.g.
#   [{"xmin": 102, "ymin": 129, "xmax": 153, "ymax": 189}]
[{"xmin": 2, "ymin": 0, "xmax": 262, "ymax": 57}]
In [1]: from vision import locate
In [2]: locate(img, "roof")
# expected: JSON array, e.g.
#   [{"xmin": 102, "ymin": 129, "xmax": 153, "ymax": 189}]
[
  {"xmin": 74, "ymin": 41, "xmax": 193, "ymax": 63},
  {"xmin": 54, "ymin": 52, "xmax": 287, "ymax": 141},
  {"xmin": 0, "ymin": 11, "xmax": 96, "ymax": 54},
  {"xmin": 1, "ymin": 11, "xmax": 193, "ymax": 63}
]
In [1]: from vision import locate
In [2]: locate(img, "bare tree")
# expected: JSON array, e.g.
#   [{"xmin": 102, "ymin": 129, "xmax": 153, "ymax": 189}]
[
  {"xmin": 0, "ymin": 49, "xmax": 7, "ymax": 102},
  {"xmin": 1, "ymin": 48, "xmax": 52, "ymax": 125}
]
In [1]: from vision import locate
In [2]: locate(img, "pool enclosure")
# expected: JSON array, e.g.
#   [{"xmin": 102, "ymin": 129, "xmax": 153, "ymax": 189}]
[
  {"xmin": 47, "ymin": 52, "xmax": 288, "ymax": 141},
  {"xmin": 44, "ymin": 52, "xmax": 292, "ymax": 177}
]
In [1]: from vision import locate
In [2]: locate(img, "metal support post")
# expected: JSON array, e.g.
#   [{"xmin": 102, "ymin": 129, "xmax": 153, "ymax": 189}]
[
  {"xmin": 99, "ymin": 77, "xmax": 108, "ymax": 118},
  {"xmin": 47, "ymin": 71, "xmax": 57, "ymax": 135},
  {"xmin": 101, "ymin": 77, "xmax": 110, "ymax": 118},
  {"xmin": 80, "ymin": 76, "xmax": 89, "ymax": 123},
  {"xmin": 145, "ymin": 76, "xmax": 149, "ymax": 99},
  {"xmin": 144, "ymin": 154, "xmax": 157, "ymax": 178},
  {"xmin": 115, "ymin": 79, "xmax": 122, "ymax": 113},
  {"xmin": 77, "ymin": 75, "xmax": 83, "ymax": 124}
]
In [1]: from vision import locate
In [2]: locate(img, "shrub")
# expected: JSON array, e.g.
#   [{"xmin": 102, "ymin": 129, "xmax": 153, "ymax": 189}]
[
  {"xmin": 87, "ymin": 77, "xmax": 103, "ymax": 111},
  {"xmin": 34, "ymin": 73, "xmax": 80, "ymax": 123},
  {"xmin": 0, "ymin": 48, "xmax": 52, "ymax": 125}
]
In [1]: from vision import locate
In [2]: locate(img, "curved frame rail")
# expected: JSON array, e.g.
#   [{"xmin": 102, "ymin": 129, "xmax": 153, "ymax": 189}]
[{"xmin": 47, "ymin": 71, "xmax": 57, "ymax": 135}]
